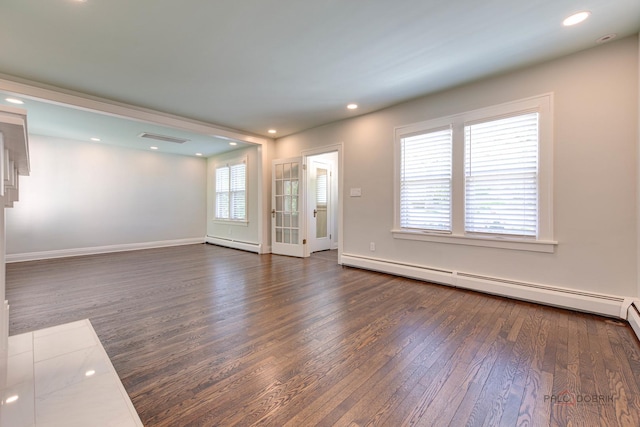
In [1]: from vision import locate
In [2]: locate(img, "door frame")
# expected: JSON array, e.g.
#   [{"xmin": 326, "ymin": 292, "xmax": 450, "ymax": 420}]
[{"xmin": 301, "ymin": 143, "xmax": 344, "ymax": 262}]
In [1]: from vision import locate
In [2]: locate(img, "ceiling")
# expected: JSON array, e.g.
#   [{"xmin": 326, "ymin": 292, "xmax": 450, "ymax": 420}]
[
  {"xmin": 0, "ymin": 92, "xmax": 254, "ymax": 157},
  {"xmin": 0, "ymin": 0, "xmax": 638, "ymax": 156}
]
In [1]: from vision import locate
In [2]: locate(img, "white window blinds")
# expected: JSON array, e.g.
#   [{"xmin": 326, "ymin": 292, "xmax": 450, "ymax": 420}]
[
  {"xmin": 464, "ymin": 113, "xmax": 539, "ymax": 237},
  {"xmin": 215, "ymin": 166, "xmax": 230, "ymax": 219},
  {"xmin": 215, "ymin": 160, "xmax": 247, "ymax": 221},
  {"xmin": 400, "ymin": 128, "xmax": 452, "ymax": 231},
  {"xmin": 229, "ymin": 162, "xmax": 246, "ymax": 220},
  {"xmin": 316, "ymin": 171, "xmax": 327, "ymax": 207}
]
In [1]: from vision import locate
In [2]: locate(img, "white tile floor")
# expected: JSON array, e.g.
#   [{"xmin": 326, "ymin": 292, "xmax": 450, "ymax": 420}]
[{"xmin": 0, "ymin": 319, "xmax": 143, "ymax": 427}]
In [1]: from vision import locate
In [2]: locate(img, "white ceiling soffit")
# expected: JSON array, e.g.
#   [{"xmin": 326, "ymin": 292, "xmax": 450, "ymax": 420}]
[
  {"xmin": 0, "ymin": 0, "xmax": 638, "ymax": 139},
  {"xmin": 0, "ymin": 89, "xmax": 259, "ymax": 158}
]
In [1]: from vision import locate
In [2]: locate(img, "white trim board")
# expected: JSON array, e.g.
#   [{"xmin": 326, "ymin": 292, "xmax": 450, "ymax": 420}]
[
  {"xmin": 341, "ymin": 253, "xmax": 626, "ymax": 319},
  {"xmin": 628, "ymin": 301, "xmax": 640, "ymax": 342},
  {"xmin": 205, "ymin": 236, "xmax": 263, "ymax": 254},
  {"xmin": 6, "ymin": 238, "xmax": 204, "ymax": 263}
]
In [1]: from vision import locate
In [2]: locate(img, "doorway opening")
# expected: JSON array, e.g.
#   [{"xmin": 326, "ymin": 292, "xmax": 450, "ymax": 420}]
[
  {"xmin": 270, "ymin": 144, "xmax": 342, "ymax": 262},
  {"xmin": 306, "ymin": 151, "xmax": 339, "ymax": 255}
]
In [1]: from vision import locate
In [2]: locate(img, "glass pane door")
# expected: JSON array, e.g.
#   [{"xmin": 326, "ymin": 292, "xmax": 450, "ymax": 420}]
[{"xmin": 272, "ymin": 157, "xmax": 305, "ymax": 257}]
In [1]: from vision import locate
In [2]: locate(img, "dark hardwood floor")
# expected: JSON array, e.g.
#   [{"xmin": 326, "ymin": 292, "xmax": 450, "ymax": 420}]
[{"xmin": 6, "ymin": 244, "xmax": 640, "ymax": 426}]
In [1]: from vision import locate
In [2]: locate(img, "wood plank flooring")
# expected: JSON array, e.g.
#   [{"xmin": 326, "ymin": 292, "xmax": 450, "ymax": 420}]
[{"xmin": 6, "ymin": 244, "xmax": 640, "ymax": 426}]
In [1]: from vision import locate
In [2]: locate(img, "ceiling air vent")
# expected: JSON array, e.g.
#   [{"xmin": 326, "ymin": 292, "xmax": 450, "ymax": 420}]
[{"xmin": 138, "ymin": 132, "xmax": 189, "ymax": 144}]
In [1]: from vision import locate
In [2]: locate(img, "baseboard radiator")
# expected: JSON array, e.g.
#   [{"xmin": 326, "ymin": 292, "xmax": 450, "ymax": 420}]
[
  {"xmin": 341, "ymin": 253, "xmax": 629, "ymax": 322},
  {"xmin": 205, "ymin": 236, "xmax": 262, "ymax": 254}
]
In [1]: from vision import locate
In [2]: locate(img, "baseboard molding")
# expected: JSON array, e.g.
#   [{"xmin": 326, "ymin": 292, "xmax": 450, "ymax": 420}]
[
  {"xmin": 341, "ymin": 253, "xmax": 626, "ymax": 319},
  {"xmin": 205, "ymin": 236, "xmax": 262, "ymax": 254},
  {"xmin": 627, "ymin": 301, "xmax": 640, "ymax": 341},
  {"xmin": 6, "ymin": 238, "xmax": 205, "ymax": 263}
]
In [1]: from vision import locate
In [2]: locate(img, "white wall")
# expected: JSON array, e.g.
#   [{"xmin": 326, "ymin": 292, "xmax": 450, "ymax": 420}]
[
  {"xmin": 276, "ymin": 35, "xmax": 640, "ymax": 298},
  {"xmin": 207, "ymin": 145, "xmax": 261, "ymax": 245},
  {"xmin": 6, "ymin": 135, "xmax": 207, "ymax": 255}
]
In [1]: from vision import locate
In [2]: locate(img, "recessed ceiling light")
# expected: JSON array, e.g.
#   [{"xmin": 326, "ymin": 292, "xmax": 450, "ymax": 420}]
[
  {"xmin": 5, "ymin": 395, "xmax": 19, "ymax": 404},
  {"xmin": 268, "ymin": 129, "xmax": 277, "ymax": 134},
  {"xmin": 347, "ymin": 103, "xmax": 358, "ymax": 110},
  {"xmin": 229, "ymin": 142, "xmax": 237, "ymax": 146},
  {"xmin": 563, "ymin": 11, "xmax": 590, "ymax": 26},
  {"xmin": 5, "ymin": 98, "xmax": 24, "ymax": 105},
  {"xmin": 90, "ymin": 137, "xmax": 101, "ymax": 142},
  {"xmin": 150, "ymin": 146, "xmax": 159, "ymax": 150},
  {"xmin": 85, "ymin": 370, "xmax": 96, "ymax": 377},
  {"xmin": 195, "ymin": 153, "xmax": 203, "ymax": 156}
]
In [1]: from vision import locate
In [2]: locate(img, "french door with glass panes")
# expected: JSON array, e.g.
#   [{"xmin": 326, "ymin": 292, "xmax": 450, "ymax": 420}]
[{"xmin": 271, "ymin": 157, "xmax": 306, "ymax": 257}]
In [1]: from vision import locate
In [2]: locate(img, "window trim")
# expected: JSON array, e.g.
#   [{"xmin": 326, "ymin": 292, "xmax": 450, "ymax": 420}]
[
  {"xmin": 214, "ymin": 156, "xmax": 248, "ymax": 224},
  {"xmin": 393, "ymin": 94, "xmax": 556, "ymax": 252}
]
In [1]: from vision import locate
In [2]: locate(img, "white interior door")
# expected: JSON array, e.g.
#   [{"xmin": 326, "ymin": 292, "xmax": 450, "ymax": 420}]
[
  {"xmin": 271, "ymin": 157, "xmax": 306, "ymax": 257},
  {"xmin": 308, "ymin": 159, "xmax": 332, "ymax": 253}
]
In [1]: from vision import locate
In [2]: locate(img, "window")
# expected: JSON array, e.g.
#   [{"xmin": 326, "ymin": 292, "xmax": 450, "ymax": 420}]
[
  {"xmin": 215, "ymin": 158, "xmax": 247, "ymax": 221},
  {"xmin": 394, "ymin": 94, "xmax": 555, "ymax": 252},
  {"xmin": 400, "ymin": 127, "xmax": 452, "ymax": 231},
  {"xmin": 465, "ymin": 113, "xmax": 539, "ymax": 237},
  {"xmin": 316, "ymin": 169, "xmax": 328, "ymax": 206}
]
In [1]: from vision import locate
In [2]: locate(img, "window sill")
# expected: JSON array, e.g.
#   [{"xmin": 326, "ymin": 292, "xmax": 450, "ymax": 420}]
[
  {"xmin": 213, "ymin": 219, "xmax": 249, "ymax": 227},
  {"xmin": 391, "ymin": 229, "xmax": 557, "ymax": 253}
]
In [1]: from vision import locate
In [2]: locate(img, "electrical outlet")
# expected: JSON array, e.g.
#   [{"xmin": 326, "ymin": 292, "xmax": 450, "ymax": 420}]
[{"xmin": 370, "ymin": 242, "xmax": 375, "ymax": 251}]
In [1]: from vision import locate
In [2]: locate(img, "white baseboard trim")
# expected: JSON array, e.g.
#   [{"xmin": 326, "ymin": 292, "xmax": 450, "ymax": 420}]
[
  {"xmin": 205, "ymin": 236, "xmax": 262, "ymax": 254},
  {"xmin": 6, "ymin": 238, "xmax": 205, "ymax": 263},
  {"xmin": 341, "ymin": 253, "xmax": 626, "ymax": 319},
  {"xmin": 627, "ymin": 301, "xmax": 640, "ymax": 341}
]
